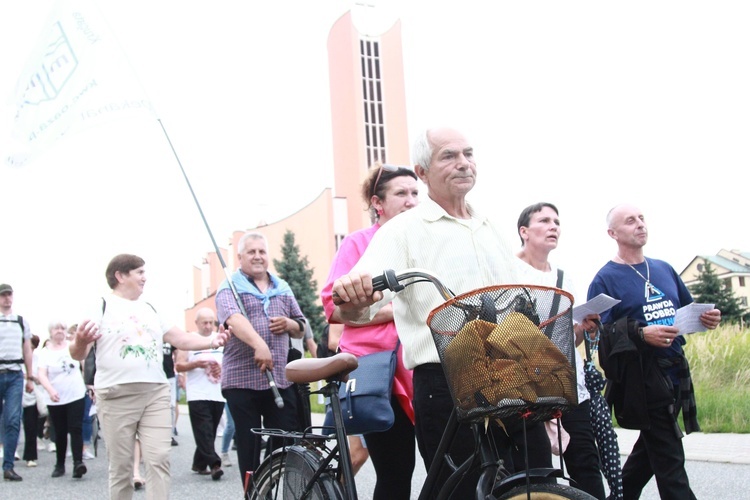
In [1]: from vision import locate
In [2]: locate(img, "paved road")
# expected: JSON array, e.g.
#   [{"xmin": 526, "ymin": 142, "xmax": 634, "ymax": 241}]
[{"xmin": 1, "ymin": 406, "xmax": 748, "ymax": 499}]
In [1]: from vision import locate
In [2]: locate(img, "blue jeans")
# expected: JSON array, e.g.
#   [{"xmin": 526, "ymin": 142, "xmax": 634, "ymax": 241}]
[
  {"xmin": 82, "ymin": 391, "xmax": 93, "ymax": 444},
  {"xmin": 0, "ymin": 370, "xmax": 24, "ymax": 471},
  {"xmin": 221, "ymin": 402, "xmax": 235, "ymax": 453}
]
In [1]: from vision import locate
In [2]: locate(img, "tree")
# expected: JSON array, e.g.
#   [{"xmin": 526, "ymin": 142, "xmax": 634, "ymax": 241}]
[
  {"xmin": 688, "ymin": 261, "xmax": 748, "ymax": 324},
  {"xmin": 273, "ymin": 229, "xmax": 326, "ymax": 339}
]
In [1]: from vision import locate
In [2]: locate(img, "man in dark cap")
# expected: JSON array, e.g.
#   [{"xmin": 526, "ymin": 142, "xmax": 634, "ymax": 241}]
[{"xmin": 0, "ymin": 283, "xmax": 34, "ymax": 481}]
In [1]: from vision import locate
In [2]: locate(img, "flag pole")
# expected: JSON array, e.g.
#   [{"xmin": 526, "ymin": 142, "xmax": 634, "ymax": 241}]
[{"xmin": 157, "ymin": 118, "xmax": 284, "ymax": 408}]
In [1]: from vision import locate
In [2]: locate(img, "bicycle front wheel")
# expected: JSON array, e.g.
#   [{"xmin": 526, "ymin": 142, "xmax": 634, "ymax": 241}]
[{"xmin": 495, "ymin": 483, "xmax": 597, "ymax": 500}]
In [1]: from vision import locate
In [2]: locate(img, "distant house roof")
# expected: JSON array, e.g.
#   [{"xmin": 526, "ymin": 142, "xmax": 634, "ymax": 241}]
[{"xmin": 699, "ymin": 255, "xmax": 750, "ymax": 274}]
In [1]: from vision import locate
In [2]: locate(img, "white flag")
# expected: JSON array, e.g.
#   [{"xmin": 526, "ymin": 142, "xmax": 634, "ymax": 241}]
[{"xmin": 6, "ymin": 0, "xmax": 156, "ymax": 166}]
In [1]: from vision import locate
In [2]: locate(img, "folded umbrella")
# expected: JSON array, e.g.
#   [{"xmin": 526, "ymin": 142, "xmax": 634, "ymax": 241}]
[{"xmin": 585, "ymin": 330, "xmax": 624, "ymax": 500}]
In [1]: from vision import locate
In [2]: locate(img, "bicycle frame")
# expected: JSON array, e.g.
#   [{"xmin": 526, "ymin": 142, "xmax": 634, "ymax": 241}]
[
  {"xmin": 418, "ymin": 407, "xmax": 562, "ymax": 500},
  {"xmin": 246, "ymin": 363, "xmax": 358, "ymax": 500},
  {"xmin": 252, "ymin": 356, "xmax": 578, "ymax": 500},
  {"xmin": 323, "ymin": 377, "xmax": 358, "ymax": 500}
]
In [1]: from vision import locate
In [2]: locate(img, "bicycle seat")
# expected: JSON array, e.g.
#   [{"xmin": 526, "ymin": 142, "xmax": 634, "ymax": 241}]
[{"xmin": 286, "ymin": 352, "xmax": 358, "ymax": 384}]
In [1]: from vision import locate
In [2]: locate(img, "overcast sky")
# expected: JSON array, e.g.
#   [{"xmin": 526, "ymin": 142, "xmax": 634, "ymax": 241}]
[{"xmin": 2, "ymin": 0, "xmax": 749, "ymax": 336}]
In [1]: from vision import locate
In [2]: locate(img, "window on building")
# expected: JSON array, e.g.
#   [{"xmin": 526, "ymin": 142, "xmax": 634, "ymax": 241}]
[
  {"xmin": 360, "ymin": 37, "xmax": 386, "ymax": 168},
  {"xmin": 697, "ymin": 263, "xmax": 704, "ymax": 272},
  {"xmin": 335, "ymin": 233, "xmax": 346, "ymax": 251},
  {"xmin": 739, "ymin": 277, "xmax": 746, "ymax": 287}
]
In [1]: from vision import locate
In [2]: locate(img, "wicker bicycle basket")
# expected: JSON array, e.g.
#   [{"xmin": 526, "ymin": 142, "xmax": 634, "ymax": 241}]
[{"xmin": 427, "ymin": 284, "xmax": 578, "ymax": 424}]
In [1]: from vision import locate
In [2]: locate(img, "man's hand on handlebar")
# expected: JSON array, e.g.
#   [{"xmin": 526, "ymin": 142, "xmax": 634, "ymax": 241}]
[{"xmin": 332, "ymin": 272, "xmax": 384, "ymax": 321}]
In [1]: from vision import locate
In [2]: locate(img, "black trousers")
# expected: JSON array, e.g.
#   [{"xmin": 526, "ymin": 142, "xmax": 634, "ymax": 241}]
[
  {"xmin": 223, "ymin": 386, "xmax": 298, "ymax": 484},
  {"xmin": 47, "ymin": 397, "xmax": 85, "ymax": 467},
  {"xmin": 22, "ymin": 405, "xmax": 38, "ymax": 461},
  {"xmin": 187, "ymin": 400, "xmax": 225, "ymax": 470},
  {"xmin": 293, "ymin": 383, "xmax": 312, "ymax": 430},
  {"xmin": 363, "ymin": 395, "xmax": 415, "ymax": 500},
  {"xmin": 622, "ymin": 402, "xmax": 695, "ymax": 500},
  {"xmin": 413, "ymin": 364, "xmax": 552, "ymax": 498},
  {"xmin": 561, "ymin": 400, "xmax": 606, "ymax": 500}
]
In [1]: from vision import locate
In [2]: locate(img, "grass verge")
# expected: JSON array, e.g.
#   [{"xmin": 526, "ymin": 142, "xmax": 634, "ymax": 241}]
[{"xmin": 686, "ymin": 324, "xmax": 750, "ymax": 433}]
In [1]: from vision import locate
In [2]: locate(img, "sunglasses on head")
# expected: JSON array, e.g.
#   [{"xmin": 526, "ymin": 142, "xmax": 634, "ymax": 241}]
[{"xmin": 371, "ymin": 163, "xmax": 409, "ymax": 197}]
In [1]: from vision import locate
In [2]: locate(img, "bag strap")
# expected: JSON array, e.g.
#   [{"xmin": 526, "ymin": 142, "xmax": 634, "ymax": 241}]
[
  {"xmin": 543, "ymin": 269, "xmax": 564, "ymax": 338},
  {"xmin": 0, "ymin": 315, "xmax": 24, "ymax": 333},
  {"xmin": 91, "ymin": 297, "xmax": 107, "ymax": 356},
  {"xmin": 17, "ymin": 314, "xmax": 24, "ymax": 352}
]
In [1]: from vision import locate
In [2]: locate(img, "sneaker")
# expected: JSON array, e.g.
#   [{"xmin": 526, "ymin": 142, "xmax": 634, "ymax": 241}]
[
  {"xmin": 171, "ymin": 437, "xmax": 178, "ymax": 447},
  {"xmin": 47, "ymin": 442, "xmax": 56, "ymax": 453},
  {"xmin": 37, "ymin": 439, "xmax": 46, "ymax": 451},
  {"xmin": 51, "ymin": 465, "xmax": 65, "ymax": 478},
  {"xmin": 221, "ymin": 452, "xmax": 232, "ymax": 467},
  {"xmin": 82, "ymin": 448, "xmax": 95, "ymax": 460},
  {"xmin": 26, "ymin": 460, "xmax": 37, "ymax": 468},
  {"xmin": 72, "ymin": 461, "xmax": 87, "ymax": 479}
]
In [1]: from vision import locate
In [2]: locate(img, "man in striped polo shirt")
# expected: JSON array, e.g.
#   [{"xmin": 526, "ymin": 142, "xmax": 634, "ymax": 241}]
[{"xmin": 0, "ymin": 283, "xmax": 34, "ymax": 482}]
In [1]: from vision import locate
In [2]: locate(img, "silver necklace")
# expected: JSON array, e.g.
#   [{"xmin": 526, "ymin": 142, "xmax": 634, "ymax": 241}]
[
  {"xmin": 620, "ymin": 256, "xmax": 661, "ymax": 299},
  {"xmin": 625, "ymin": 258, "xmax": 650, "ymax": 285}
]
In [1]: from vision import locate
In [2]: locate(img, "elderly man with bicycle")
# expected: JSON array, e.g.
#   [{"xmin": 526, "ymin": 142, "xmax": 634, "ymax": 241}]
[{"xmin": 332, "ymin": 127, "xmax": 555, "ymax": 497}]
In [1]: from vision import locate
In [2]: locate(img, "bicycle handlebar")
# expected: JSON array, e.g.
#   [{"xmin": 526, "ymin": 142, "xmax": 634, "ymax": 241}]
[{"xmin": 331, "ymin": 268, "xmax": 454, "ymax": 306}]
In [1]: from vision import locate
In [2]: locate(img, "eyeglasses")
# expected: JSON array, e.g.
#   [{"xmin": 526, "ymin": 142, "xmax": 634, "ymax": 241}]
[{"xmin": 371, "ymin": 163, "xmax": 408, "ymax": 197}]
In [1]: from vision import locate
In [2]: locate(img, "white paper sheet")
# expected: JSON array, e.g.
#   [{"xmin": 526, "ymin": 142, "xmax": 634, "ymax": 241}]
[
  {"xmin": 674, "ymin": 302, "xmax": 714, "ymax": 334},
  {"xmin": 573, "ymin": 293, "xmax": 621, "ymax": 323}
]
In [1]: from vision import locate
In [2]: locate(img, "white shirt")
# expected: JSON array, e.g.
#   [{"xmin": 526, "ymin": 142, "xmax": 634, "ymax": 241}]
[
  {"xmin": 513, "ymin": 258, "xmax": 590, "ymax": 403},
  {"xmin": 352, "ymin": 197, "xmax": 518, "ymax": 369},
  {"xmin": 0, "ymin": 313, "xmax": 31, "ymax": 370},
  {"xmin": 88, "ymin": 294, "xmax": 172, "ymax": 389},
  {"xmin": 38, "ymin": 343, "xmax": 87, "ymax": 406},
  {"xmin": 185, "ymin": 346, "xmax": 224, "ymax": 402}
]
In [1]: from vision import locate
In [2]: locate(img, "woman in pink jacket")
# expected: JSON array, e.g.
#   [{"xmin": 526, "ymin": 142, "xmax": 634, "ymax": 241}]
[{"xmin": 321, "ymin": 162, "xmax": 419, "ymax": 500}]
